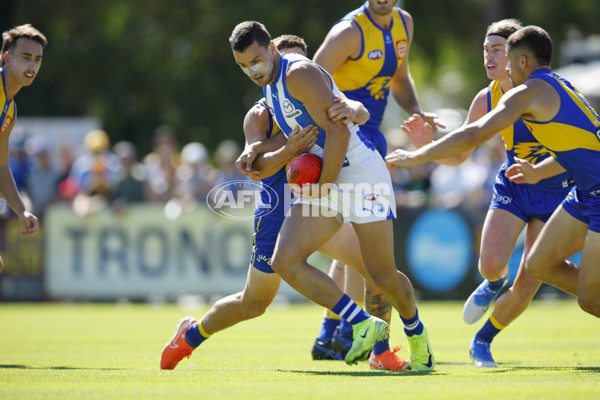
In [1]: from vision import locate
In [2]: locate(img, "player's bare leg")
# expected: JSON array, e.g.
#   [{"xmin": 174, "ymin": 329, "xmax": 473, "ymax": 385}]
[
  {"xmin": 161, "ymin": 266, "xmax": 281, "ymax": 369},
  {"xmin": 271, "ymin": 203, "xmax": 389, "ymax": 365},
  {"xmin": 352, "ymin": 219, "xmax": 433, "ymax": 371},
  {"xmin": 200, "ymin": 267, "xmax": 281, "ymax": 334},
  {"xmin": 526, "ymin": 206, "xmax": 585, "ymax": 296},
  {"xmin": 576, "ymin": 230, "xmax": 600, "ymax": 317},
  {"xmin": 319, "ymin": 223, "xmax": 391, "ymax": 322},
  {"xmin": 463, "ymin": 209, "xmax": 526, "ymax": 324},
  {"xmin": 469, "ymin": 217, "xmax": 543, "ymax": 367}
]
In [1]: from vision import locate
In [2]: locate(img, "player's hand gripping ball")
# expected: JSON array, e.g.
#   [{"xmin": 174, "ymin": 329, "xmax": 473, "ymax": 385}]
[{"xmin": 286, "ymin": 153, "xmax": 322, "ymax": 186}]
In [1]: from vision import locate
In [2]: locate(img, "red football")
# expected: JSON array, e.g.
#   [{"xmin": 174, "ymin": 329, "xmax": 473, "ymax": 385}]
[{"xmin": 286, "ymin": 153, "xmax": 322, "ymax": 186}]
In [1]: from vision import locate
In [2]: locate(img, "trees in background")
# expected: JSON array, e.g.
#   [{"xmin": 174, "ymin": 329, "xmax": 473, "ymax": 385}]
[{"xmin": 3, "ymin": 0, "xmax": 599, "ymax": 156}]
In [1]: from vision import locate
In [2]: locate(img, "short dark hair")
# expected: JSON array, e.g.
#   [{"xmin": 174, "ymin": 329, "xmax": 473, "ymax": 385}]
[
  {"xmin": 273, "ymin": 34, "xmax": 307, "ymax": 55},
  {"xmin": 507, "ymin": 25, "xmax": 552, "ymax": 66},
  {"xmin": 1, "ymin": 24, "xmax": 47, "ymax": 66},
  {"xmin": 229, "ymin": 21, "xmax": 271, "ymax": 52},
  {"xmin": 486, "ymin": 19, "xmax": 522, "ymax": 39}
]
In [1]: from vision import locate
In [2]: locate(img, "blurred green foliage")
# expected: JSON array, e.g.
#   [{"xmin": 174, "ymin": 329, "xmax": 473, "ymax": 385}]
[{"xmin": 2, "ymin": 0, "xmax": 599, "ymax": 156}]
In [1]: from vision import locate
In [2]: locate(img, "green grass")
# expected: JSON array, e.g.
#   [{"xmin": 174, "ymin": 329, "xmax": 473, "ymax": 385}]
[{"xmin": 0, "ymin": 300, "xmax": 598, "ymax": 400}]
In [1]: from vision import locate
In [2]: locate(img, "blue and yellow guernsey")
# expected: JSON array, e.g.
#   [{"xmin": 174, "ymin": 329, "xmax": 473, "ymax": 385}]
[
  {"xmin": 0, "ymin": 67, "xmax": 16, "ymax": 135},
  {"xmin": 522, "ymin": 69, "xmax": 600, "ymax": 193},
  {"xmin": 331, "ymin": 2, "xmax": 409, "ymax": 133},
  {"xmin": 488, "ymin": 79, "xmax": 572, "ymax": 191},
  {"xmin": 254, "ymin": 98, "xmax": 288, "ymax": 218}
]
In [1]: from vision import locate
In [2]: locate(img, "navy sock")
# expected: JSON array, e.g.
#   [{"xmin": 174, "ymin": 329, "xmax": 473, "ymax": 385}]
[
  {"xmin": 338, "ymin": 318, "xmax": 353, "ymax": 338},
  {"xmin": 488, "ymin": 276, "xmax": 508, "ymax": 290},
  {"xmin": 372, "ymin": 336, "xmax": 391, "ymax": 356},
  {"xmin": 401, "ymin": 308, "xmax": 424, "ymax": 337},
  {"xmin": 475, "ymin": 316, "xmax": 503, "ymax": 343},
  {"xmin": 317, "ymin": 317, "xmax": 340, "ymax": 343},
  {"xmin": 331, "ymin": 294, "xmax": 370, "ymax": 325},
  {"xmin": 185, "ymin": 322, "xmax": 209, "ymax": 348}
]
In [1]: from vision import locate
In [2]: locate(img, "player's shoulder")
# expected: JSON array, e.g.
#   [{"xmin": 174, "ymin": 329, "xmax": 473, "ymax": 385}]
[
  {"xmin": 328, "ymin": 19, "xmax": 361, "ymax": 42},
  {"xmin": 396, "ymin": 7, "xmax": 413, "ymax": 21},
  {"xmin": 473, "ymin": 86, "xmax": 490, "ymax": 104},
  {"xmin": 244, "ymin": 101, "xmax": 270, "ymax": 125},
  {"xmin": 395, "ymin": 7, "xmax": 414, "ymax": 35}
]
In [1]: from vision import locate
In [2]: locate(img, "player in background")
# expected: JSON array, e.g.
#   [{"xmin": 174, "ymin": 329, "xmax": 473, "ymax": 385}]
[
  {"xmin": 161, "ymin": 35, "xmax": 384, "ymax": 368},
  {"xmin": 399, "ymin": 19, "xmax": 574, "ymax": 368},
  {"xmin": 0, "ymin": 24, "xmax": 46, "ymax": 273},
  {"xmin": 387, "ymin": 26, "xmax": 600, "ymax": 330},
  {"xmin": 310, "ymin": 0, "xmax": 443, "ymax": 369}
]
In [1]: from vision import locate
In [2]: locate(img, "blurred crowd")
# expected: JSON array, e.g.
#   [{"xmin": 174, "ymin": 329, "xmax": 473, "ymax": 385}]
[
  {"xmin": 2, "ymin": 125, "xmax": 247, "ymax": 218},
  {"xmin": 2, "ymin": 120, "xmax": 505, "ymax": 219}
]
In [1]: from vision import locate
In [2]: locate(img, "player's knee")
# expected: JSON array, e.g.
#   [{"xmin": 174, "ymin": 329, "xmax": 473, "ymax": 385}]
[
  {"xmin": 271, "ymin": 249, "xmax": 304, "ymax": 276},
  {"xmin": 524, "ymin": 255, "xmax": 544, "ymax": 280},
  {"xmin": 577, "ymin": 294, "xmax": 600, "ymax": 318},
  {"xmin": 366, "ymin": 268, "xmax": 395, "ymax": 292},
  {"xmin": 243, "ymin": 300, "xmax": 270, "ymax": 319},
  {"xmin": 478, "ymin": 254, "xmax": 507, "ymax": 279}
]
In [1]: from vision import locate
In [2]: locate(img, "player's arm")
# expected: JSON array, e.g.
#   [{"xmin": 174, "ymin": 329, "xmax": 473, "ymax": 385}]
[
  {"xmin": 0, "ymin": 116, "xmax": 39, "ymax": 240},
  {"xmin": 313, "ymin": 21, "xmax": 361, "ymax": 74},
  {"xmin": 389, "ymin": 10, "xmax": 443, "ymax": 131},
  {"xmin": 287, "ymin": 62, "xmax": 350, "ymax": 192},
  {"xmin": 251, "ymin": 126, "xmax": 318, "ymax": 181},
  {"xmin": 236, "ymin": 103, "xmax": 284, "ymax": 179},
  {"xmin": 237, "ymin": 104, "xmax": 318, "ymax": 181},
  {"xmin": 505, "ymin": 156, "xmax": 566, "ymax": 185},
  {"xmin": 328, "ymin": 95, "xmax": 370, "ymax": 126},
  {"xmin": 402, "ymin": 88, "xmax": 488, "ymax": 166},
  {"xmin": 386, "ymin": 84, "xmax": 535, "ymax": 167}
]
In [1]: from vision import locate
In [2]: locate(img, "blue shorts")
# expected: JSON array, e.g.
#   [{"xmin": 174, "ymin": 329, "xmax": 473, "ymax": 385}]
[
  {"xmin": 358, "ymin": 128, "xmax": 387, "ymax": 158},
  {"xmin": 561, "ymin": 187, "xmax": 600, "ymax": 233},
  {"xmin": 250, "ymin": 213, "xmax": 284, "ymax": 273},
  {"xmin": 489, "ymin": 170, "xmax": 571, "ymax": 223}
]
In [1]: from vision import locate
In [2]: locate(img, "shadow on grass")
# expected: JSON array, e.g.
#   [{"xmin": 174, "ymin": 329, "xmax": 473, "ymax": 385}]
[
  {"xmin": 280, "ymin": 369, "xmax": 445, "ymax": 377},
  {"xmin": 483, "ymin": 365, "xmax": 600, "ymax": 374},
  {"xmin": 0, "ymin": 364, "xmax": 124, "ymax": 370}
]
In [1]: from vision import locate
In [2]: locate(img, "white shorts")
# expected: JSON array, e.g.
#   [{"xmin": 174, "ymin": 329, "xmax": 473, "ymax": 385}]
[{"xmin": 295, "ymin": 140, "xmax": 397, "ymax": 224}]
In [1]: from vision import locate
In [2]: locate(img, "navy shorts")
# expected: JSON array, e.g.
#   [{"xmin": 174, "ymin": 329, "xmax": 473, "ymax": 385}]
[
  {"xmin": 561, "ymin": 187, "xmax": 600, "ymax": 233},
  {"xmin": 250, "ymin": 214, "xmax": 284, "ymax": 273},
  {"xmin": 489, "ymin": 170, "xmax": 571, "ymax": 223}
]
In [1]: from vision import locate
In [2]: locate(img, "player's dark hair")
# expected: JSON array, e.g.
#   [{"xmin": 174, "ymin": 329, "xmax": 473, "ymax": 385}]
[
  {"xmin": 1, "ymin": 24, "xmax": 47, "ymax": 66},
  {"xmin": 486, "ymin": 19, "xmax": 522, "ymax": 39},
  {"xmin": 507, "ymin": 25, "xmax": 552, "ymax": 66},
  {"xmin": 229, "ymin": 21, "xmax": 271, "ymax": 52},
  {"xmin": 273, "ymin": 34, "xmax": 307, "ymax": 55}
]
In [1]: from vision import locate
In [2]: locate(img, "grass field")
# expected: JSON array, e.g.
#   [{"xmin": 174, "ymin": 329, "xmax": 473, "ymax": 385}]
[{"xmin": 0, "ymin": 299, "xmax": 598, "ymax": 400}]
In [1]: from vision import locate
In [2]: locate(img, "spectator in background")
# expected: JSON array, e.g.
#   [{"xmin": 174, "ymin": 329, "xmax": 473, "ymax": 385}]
[
  {"xmin": 212, "ymin": 139, "xmax": 249, "ymax": 198},
  {"xmin": 111, "ymin": 141, "xmax": 146, "ymax": 213},
  {"xmin": 172, "ymin": 142, "xmax": 214, "ymax": 211},
  {"xmin": 144, "ymin": 126, "xmax": 180, "ymax": 203},
  {"xmin": 69, "ymin": 129, "xmax": 121, "ymax": 216},
  {"xmin": 25, "ymin": 138, "xmax": 61, "ymax": 217}
]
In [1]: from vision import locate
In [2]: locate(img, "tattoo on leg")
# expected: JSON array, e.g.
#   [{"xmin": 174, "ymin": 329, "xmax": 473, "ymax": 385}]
[{"xmin": 365, "ymin": 288, "xmax": 392, "ymax": 324}]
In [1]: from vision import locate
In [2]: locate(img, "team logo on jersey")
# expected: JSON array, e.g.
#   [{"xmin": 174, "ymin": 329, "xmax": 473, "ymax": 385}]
[
  {"xmin": 367, "ymin": 49, "xmax": 384, "ymax": 60},
  {"xmin": 396, "ymin": 39, "xmax": 407, "ymax": 59},
  {"xmin": 366, "ymin": 76, "xmax": 392, "ymax": 100},
  {"xmin": 513, "ymin": 142, "xmax": 555, "ymax": 164},
  {"xmin": 283, "ymin": 99, "xmax": 302, "ymax": 118},
  {"xmin": 1, "ymin": 115, "xmax": 12, "ymax": 134},
  {"xmin": 596, "ymin": 127, "xmax": 600, "ymax": 142}
]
